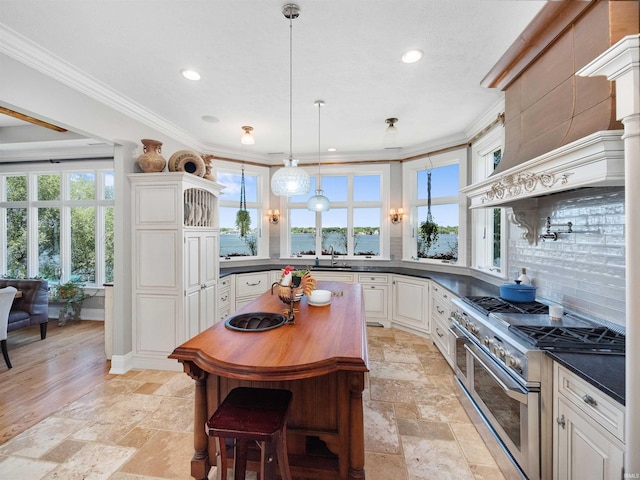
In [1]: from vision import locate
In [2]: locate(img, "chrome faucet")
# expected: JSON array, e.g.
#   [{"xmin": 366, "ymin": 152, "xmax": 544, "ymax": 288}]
[{"xmin": 329, "ymin": 245, "xmax": 338, "ymax": 267}]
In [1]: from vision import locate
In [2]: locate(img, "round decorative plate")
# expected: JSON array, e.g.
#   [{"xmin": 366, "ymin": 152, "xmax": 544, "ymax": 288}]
[{"xmin": 168, "ymin": 150, "xmax": 205, "ymax": 177}]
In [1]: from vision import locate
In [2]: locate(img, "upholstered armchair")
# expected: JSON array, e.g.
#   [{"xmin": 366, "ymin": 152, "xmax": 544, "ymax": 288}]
[{"xmin": 0, "ymin": 286, "xmax": 18, "ymax": 369}]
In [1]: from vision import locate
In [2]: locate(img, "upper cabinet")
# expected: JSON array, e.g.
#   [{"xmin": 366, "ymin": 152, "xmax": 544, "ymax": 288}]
[{"xmin": 129, "ymin": 172, "xmax": 224, "ymax": 370}]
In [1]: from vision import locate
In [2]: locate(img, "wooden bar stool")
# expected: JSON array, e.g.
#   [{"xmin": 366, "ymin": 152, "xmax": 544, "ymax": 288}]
[{"xmin": 206, "ymin": 387, "xmax": 293, "ymax": 480}]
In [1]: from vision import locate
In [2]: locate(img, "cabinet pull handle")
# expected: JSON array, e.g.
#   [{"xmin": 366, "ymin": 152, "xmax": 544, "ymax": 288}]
[
  {"xmin": 246, "ymin": 281, "xmax": 261, "ymax": 286},
  {"xmin": 201, "ymin": 284, "xmax": 207, "ymax": 289},
  {"xmin": 436, "ymin": 306, "xmax": 445, "ymax": 315},
  {"xmin": 436, "ymin": 327, "xmax": 444, "ymax": 338},
  {"xmin": 370, "ymin": 285, "xmax": 376, "ymax": 289},
  {"xmin": 556, "ymin": 415, "xmax": 566, "ymax": 429},
  {"xmin": 582, "ymin": 394, "xmax": 598, "ymax": 407},
  {"xmin": 221, "ymin": 295, "xmax": 228, "ymax": 301}
]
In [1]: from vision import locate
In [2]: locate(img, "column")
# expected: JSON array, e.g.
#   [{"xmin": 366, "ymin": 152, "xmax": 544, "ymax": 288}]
[{"xmin": 577, "ymin": 34, "xmax": 640, "ymax": 477}]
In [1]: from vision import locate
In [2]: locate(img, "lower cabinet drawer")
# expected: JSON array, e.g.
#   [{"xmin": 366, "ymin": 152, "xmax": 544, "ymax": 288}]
[
  {"xmin": 218, "ymin": 288, "xmax": 230, "ymax": 309},
  {"xmin": 235, "ymin": 272, "xmax": 270, "ymax": 298},
  {"xmin": 218, "ymin": 306, "xmax": 231, "ymax": 323},
  {"xmin": 357, "ymin": 274, "xmax": 389, "ymax": 284},
  {"xmin": 556, "ymin": 364, "xmax": 625, "ymax": 442}
]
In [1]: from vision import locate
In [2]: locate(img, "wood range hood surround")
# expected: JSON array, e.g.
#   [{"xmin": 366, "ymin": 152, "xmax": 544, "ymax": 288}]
[{"xmin": 462, "ymin": 0, "xmax": 638, "ymax": 243}]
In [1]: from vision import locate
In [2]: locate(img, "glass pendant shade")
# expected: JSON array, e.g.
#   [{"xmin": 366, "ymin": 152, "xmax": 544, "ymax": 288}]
[
  {"xmin": 307, "ymin": 189, "xmax": 330, "ymax": 212},
  {"xmin": 271, "ymin": 158, "xmax": 310, "ymax": 196}
]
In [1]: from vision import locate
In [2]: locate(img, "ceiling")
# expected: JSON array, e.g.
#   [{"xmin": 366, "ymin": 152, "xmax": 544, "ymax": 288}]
[{"xmin": 0, "ymin": 1, "xmax": 546, "ymax": 164}]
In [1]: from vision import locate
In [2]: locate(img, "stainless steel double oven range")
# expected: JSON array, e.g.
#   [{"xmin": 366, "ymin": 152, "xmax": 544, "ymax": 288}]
[{"xmin": 449, "ymin": 296, "xmax": 625, "ymax": 479}]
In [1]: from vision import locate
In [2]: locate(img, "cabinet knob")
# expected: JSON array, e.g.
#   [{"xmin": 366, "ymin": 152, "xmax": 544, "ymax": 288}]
[
  {"xmin": 556, "ymin": 415, "xmax": 566, "ymax": 429},
  {"xmin": 582, "ymin": 394, "xmax": 598, "ymax": 407}
]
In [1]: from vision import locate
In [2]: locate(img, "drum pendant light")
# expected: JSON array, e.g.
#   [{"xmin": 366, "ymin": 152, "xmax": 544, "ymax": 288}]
[
  {"xmin": 271, "ymin": 3, "xmax": 311, "ymax": 196},
  {"xmin": 307, "ymin": 100, "xmax": 330, "ymax": 211}
]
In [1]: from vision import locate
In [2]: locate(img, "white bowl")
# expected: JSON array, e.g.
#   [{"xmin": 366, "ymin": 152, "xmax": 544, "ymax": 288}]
[{"xmin": 309, "ymin": 289, "xmax": 331, "ymax": 304}]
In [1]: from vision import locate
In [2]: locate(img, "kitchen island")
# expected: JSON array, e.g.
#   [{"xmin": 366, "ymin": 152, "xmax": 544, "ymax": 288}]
[{"xmin": 170, "ymin": 281, "xmax": 369, "ymax": 480}]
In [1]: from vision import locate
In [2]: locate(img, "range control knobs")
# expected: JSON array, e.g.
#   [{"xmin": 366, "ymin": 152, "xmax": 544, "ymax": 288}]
[
  {"xmin": 482, "ymin": 336, "xmax": 491, "ymax": 347},
  {"xmin": 468, "ymin": 323, "xmax": 479, "ymax": 334},
  {"xmin": 506, "ymin": 355, "xmax": 522, "ymax": 370}
]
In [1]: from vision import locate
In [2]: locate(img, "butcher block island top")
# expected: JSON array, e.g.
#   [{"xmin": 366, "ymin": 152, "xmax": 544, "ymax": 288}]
[
  {"xmin": 170, "ymin": 281, "xmax": 369, "ymax": 379},
  {"xmin": 170, "ymin": 281, "xmax": 369, "ymax": 480}
]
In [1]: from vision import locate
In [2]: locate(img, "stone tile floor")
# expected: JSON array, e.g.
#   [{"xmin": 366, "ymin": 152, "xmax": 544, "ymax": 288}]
[{"xmin": 0, "ymin": 327, "xmax": 512, "ymax": 479}]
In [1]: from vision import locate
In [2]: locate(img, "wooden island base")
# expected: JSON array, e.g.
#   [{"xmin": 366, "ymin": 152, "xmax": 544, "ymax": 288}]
[{"xmin": 171, "ymin": 282, "xmax": 369, "ymax": 480}]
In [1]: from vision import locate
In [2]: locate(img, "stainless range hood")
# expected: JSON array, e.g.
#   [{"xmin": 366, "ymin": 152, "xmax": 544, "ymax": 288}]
[{"xmin": 461, "ymin": 129, "xmax": 624, "ymax": 210}]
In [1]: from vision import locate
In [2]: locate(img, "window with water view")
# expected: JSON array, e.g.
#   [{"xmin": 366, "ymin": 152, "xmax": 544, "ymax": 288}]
[
  {"xmin": 415, "ymin": 164, "xmax": 459, "ymax": 262},
  {"xmin": 287, "ymin": 169, "xmax": 386, "ymax": 259}
]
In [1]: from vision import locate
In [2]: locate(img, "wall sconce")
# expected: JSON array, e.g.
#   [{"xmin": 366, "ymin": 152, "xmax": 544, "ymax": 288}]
[
  {"xmin": 389, "ymin": 208, "xmax": 403, "ymax": 224},
  {"xmin": 267, "ymin": 209, "xmax": 280, "ymax": 224}
]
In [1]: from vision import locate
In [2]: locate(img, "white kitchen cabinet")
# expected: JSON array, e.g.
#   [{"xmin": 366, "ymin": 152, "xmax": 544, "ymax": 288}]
[
  {"xmin": 235, "ymin": 271, "xmax": 270, "ymax": 310},
  {"xmin": 554, "ymin": 363, "xmax": 625, "ymax": 480},
  {"xmin": 217, "ymin": 276, "xmax": 232, "ymax": 323},
  {"xmin": 310, "ymin": 271, "xmax": 356, "ymax": 283},
  {"xmin": 430, "ymin": 282, "xmax": 456, "ymax": 368},
  {"xmin": 358, "ymin": 274, "xmax": 389, "ymax": 327},
  {"xmin": 130, "ymin": 172, "xmax": 223, "ymax": 370},
  {"xmin": 185, "ymin": 231, "xmax": 218, "ymax": 334},
  {"xmin": 391, "ymin": 275, "xmax": 430, "ymax": 334}
]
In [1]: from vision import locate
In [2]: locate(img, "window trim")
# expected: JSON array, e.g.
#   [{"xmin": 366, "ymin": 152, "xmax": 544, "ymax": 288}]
[
  {"xmin": 0, "ymin": 160, "xmax": 115, "ymax": 286},
  {"xmin": 469, "ymin": 128, "xmax": 509, "ymax": 279},
  {"xmin": 214, "ymin": 160, "xmax": 271, "ymax": 261},
  {"xmin": 401, "ymin": 148, "xmax": 465, "ymax": 265}
]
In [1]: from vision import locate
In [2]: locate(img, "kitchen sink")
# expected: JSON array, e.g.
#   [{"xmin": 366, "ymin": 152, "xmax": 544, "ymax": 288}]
[{"xmin": 225, "ymin": 312, "xmax": 287, "ymax": 332}]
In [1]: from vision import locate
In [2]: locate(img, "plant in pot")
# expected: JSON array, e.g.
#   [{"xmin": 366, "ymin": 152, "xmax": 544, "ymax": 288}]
[
  {"xmin": 417, "ymin": 169, "xmax": 439, "ymax": 258},
  {"xmin": 53, "ymin": 281, "xmax": 87, "ymax": 325},
  {"xmin": 235, "ymin": 165, "xmax": 251, "ymax": 238},
  {"xmin": 418, "ymin": 218, "xmax": 439, "ymax": 257}
]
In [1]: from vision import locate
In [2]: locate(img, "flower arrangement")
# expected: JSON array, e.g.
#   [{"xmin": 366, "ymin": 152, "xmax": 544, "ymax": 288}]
[{"xmin": 52, "ymin": 281, "xmax": 88, "ymax": 325}]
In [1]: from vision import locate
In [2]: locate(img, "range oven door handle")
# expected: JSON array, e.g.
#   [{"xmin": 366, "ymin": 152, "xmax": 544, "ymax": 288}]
[{"xmin": 465, "ymin": 343, "xmax": 529, "ymax": 405}]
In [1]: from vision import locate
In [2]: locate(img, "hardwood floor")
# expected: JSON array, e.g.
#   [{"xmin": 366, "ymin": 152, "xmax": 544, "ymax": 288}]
[{"xmin": 0, "ymin": 320, "xmax": 112, "ymax": 445}]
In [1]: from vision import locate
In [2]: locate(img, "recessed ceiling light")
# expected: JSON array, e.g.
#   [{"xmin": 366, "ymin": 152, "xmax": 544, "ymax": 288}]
[
  {"xmin": 327, "ymin": 147, "xmax": 336, "ymax": 152},
  {"xmin": 201, "ymin": 115, "xmax": 220, "ymax": 124},
  {"xmin": 181, "ymin": 69, "xmax": 201, "ymax": 81},
  {"xmin": 401, "ymin": 49, "xmax": 423, "ymax": 64}
]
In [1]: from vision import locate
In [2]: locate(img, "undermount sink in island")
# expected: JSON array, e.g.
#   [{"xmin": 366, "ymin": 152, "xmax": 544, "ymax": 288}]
[{"xmin": 169, "ymin": 281, "xmax": 369, "ymax": 480}]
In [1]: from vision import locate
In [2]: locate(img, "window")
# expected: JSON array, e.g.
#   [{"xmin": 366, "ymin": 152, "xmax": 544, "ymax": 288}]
[
  {"xmin": 215, "ymin": 162, "xmax": 270, "ymax": 259},
  {"xmin": 471, "ymin": 128, "xmax": 507, "ymax": 276},
  {"xmin": 282, "ymin": 165, "xmax": 389, "ymax": 259},
  {"xmin": 0, "ymin": 162, "xmax": 115, "ymax": 286},
  {"xmin": 403, "ymin": 150, "xmax": 462, "ymax": 263}
]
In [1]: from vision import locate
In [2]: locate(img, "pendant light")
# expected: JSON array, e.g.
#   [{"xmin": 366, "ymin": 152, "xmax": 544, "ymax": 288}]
[
  {"xmin": 307, "ymin": 100, "xmax": 330, "ymax": 212},
  {"xmin": 271, "ymin": 3, "xmax": 311, "ymax": 197}
]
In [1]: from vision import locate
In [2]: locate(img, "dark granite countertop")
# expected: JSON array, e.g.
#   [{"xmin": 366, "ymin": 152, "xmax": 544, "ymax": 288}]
[
  {"xmin": 546, "ymin": 351, "xmax": 625, "ymax": 405},
  {"xmin": 220, "ymin": 263, "xmax": 501, "ymax": 298},
  {"xmin": 221, "ymin": 263, "xmax": 625, "ymax": 405}
]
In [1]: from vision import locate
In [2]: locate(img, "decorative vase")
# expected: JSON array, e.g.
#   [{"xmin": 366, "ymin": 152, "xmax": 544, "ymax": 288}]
[{"xmin": 137, "ymin": 139, "xmax": 166, "ymax": 173}]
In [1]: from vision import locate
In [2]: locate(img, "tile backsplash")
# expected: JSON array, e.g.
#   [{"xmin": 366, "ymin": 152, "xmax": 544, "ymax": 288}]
[{"xmin": 508, "ymin": 187, "xmax": 625, "ymax": 327}]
